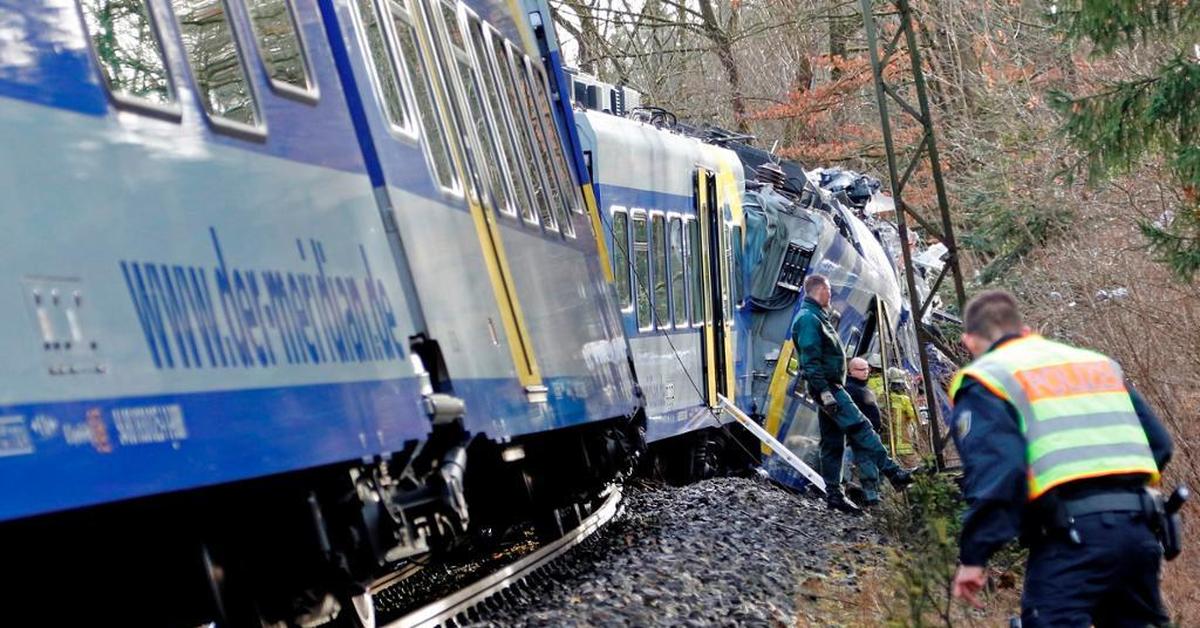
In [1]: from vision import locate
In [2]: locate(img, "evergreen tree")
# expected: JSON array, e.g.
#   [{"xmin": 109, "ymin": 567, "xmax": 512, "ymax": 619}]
[{"xmin": 1048, "ymin": 1, "xmax": 1200, "ymax": 281}]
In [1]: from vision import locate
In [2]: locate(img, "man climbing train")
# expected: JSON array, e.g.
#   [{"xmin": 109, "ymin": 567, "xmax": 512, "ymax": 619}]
[
  {"xmin": 791, "ymin": 273, "xmax": 914, "ymax": 514},
  {"xmin": 949, "ymin": 290, "xmax": 1176, "ymax": 626}
]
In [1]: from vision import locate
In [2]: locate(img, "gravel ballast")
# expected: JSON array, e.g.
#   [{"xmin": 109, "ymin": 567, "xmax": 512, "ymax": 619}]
[{"xmin": 478, "ymin": 476, "xmax": 889, "ymax": 626}]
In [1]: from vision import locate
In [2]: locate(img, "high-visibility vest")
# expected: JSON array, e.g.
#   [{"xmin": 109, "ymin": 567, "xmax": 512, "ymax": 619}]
[{"xmin": 948, "ymin": 335, "xmax": 1159, "ymax": 500}]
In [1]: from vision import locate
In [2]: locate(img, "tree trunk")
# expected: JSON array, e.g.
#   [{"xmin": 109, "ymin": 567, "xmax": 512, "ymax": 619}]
[{"xmin": 697, "ymin": 0, "xmax": 748, "ymax": 132}]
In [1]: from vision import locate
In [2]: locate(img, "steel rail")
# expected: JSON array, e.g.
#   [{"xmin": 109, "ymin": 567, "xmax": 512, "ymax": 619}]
[{"xmin": 383, "ymin": 485, "xmax": 623, "ymax": 628}]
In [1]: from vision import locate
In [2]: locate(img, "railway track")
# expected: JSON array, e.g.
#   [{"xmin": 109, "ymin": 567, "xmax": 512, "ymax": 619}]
[{"xmin": 371, "ymin": 484, "xmax": 623, "ymax": 628}]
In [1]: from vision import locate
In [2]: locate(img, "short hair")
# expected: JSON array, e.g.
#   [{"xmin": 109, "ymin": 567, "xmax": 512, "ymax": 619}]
[
  {"xmin": 963, "ymin": 290, "xmax": 1023, "ymax": 340},
  {"xmin": 804, "ymin": 273, "xmax": 829, "ymax": 294}
]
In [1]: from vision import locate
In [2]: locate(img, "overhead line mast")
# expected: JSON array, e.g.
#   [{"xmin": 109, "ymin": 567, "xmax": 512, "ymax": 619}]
[{"xmin": 859, "ymin": 0, "xmax": 968, "ymax": 470}]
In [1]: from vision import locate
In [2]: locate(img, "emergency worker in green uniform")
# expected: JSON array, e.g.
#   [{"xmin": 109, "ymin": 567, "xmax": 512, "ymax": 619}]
[{"xmin": 791, "ymin": 273, "xmax": 914, "ymax": 513}]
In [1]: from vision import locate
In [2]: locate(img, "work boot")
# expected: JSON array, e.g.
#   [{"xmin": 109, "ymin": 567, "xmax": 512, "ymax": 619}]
[
  {"xmin": 888, "ymin": 466, "xmax": 918, "ymax": 491},
  {"xmin": 826, "ymin": 491, "xmax": 864, "ymax": 515},
  {"xmin": 846, "ymin": 482, "xmax": 867, "ymax": 505}
]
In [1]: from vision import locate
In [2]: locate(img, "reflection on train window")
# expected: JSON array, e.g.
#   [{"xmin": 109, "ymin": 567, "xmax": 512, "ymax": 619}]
[
  {"xmin": 632, "ymin": 214, "xmax": 651, "ymax": 329},
  {"xmin": 519, "ymin": 62, "xmax": 573, "ymax": 236},
  {"xmin": 612, "ymin": 210, "xmax": 632, "ymax": 310},
  {"xmin": 651, "ymin": 214, "xmax": 669, "ymax": 327},
  {"xmin": 79, "ymin": 0, "xmax": 175, "ymax": 107},
  {"xmin": 511, "ymin": 54, "xmax": 564, "ymax": 232},
  {"xmin": 437, "ymin": 0, "xmax": 462, "ymax": 50},
  {"xmin": 170, "ymin": 0, "xmax": 260, "ymax": 128},
  {"xmin": 448, "ymin": 13, "xmax": 512, "ymax": 215},
  {"xmin": 722, "ymin": 224, "xmax": 733, "ymax": 320},
  {"xmin": 390, "ymin": 1, "xmax": 460, "ymax": 192},
  {"xmin": 350, "ymin": 0, "xmax": 411, "ymax": 132},
  {"xmin": 688, "ymin": 219, "xmax": 703, "ymax": 325},
  {"xmin": 491, "ymin": 38, "xmax": 555, "ymax": 229},
  {"xmin": 669, "ymin": 217, "xmax": 687, "ymax": 327},
  {"xmin": 528, "ymin": 64, "xmax": 583, "ymax": 229},
  {"xmin": 246, "ymin": 0, "xmax": 313, "ymax": 97},
  {"xmin": 731, "ymin": 225, "xmax": 744, "ymax": 307},
  {"xmin": 470, "ymin": 22, "xmax": 534, "ymax": 221}
]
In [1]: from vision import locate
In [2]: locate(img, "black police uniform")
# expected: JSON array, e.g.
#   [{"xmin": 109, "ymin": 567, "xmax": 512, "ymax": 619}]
[
  {"xmin": 951, "ymin": 335, "xmax": 1174, "ymax": 627},
  {"xmin": 845, "ymin": 376, "xmax": 882, "ymax": 433}
]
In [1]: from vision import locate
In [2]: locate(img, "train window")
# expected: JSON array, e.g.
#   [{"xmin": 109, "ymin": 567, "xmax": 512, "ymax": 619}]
[
  {"xmin": 350, "ymin": 0, "xmax": 412, "ymax": 133},
  {"xmin": 528, "ymin": 64, "xmax": 583, "ymax": 228},
  {"xmin": 444, "ymin": 10, "xmax": 512, "ymax": 215},
  {"xmin": 732, "ymin": 225, "xmax": 744, "ymax": 307},
  {"xmin": 170, "ymin": 0, "xmax": 261, "ymax": 130},
  {"xmin": 390, "ymin": 0, "xmax": 460, "ymax": 192},
  {"xmin": 688, "ymin": 219, "xmax": 704, "ymax": 325},
  {"xmin": 437, "ymin": 1, "xmax": 462, "ymax": 49},
  {"xmin": 245, "ymin": 0, "xmax": 314, "ymax": 99},
  {"xmin": 79, "ymin": 0, "xmax": 176, "ymax": 110},
  {"xmin": 490, "ymin": 38, "xmax": 556, "ymax": 230},
  {"xmin": 632, "ymin": 213, "xmax": 651, "ymax": 330},
  {"xmin": 651, "ymin": 214, "xmax": 669, "ymax": 327},
  {"xmin": 612, "ymin": 209, "xmax": 632, "ymax": 310},
  {"xmin": 470, "ymin": 22, "xmax": 534, "ymax": 221},
  {"xmin": 514, "ymin": 57, "xmax": 570, "ymax": 235},
  {"xmin": 669, "ymin": 217, "xmax": 687, "ymax": 327},
  {"xmin": 723, "ymin": 223, "xmax": 733, "ymax": 321}
]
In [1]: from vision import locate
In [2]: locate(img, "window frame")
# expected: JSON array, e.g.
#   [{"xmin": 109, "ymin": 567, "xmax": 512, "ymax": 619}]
[
  {"xmin": 168, "ymin": 0, "xmax": 268, "ymax": 140},
  {"xmin": 242, "ymin": 0, "xmax": 320, "ymax": 104},
  {"xmin": 731, "ymin": 224, "xmax": 744, "ymax": 309},
  {"xmin": 668, "ymin": 213, "xmax": 687, "ymax": 328},
  {"xmin": 511, "ymin": 53, "xmax": 569, "ymax": 236},
  {"xmin": 631, "ymin": 208, "xmax": 652, "ymax": 332},
  {"xmin": 76, "ymin": 0, "xmax": 183, "ymax": 121},
  {"xmin": 523, "ymin": 62, "xmax": 580, "ymax": 234},
  {"xmin": 423, "ymin": 0, "xmax": 513, "ymax": 212},
  {"xmin": 610, "ymin": 206, "xmax": 633, "ymax": 312},
  {"xmin": 347, "ymin": 0, "xmax": 418, "ymax": 139},
  {"xmin": 466, "ymin": 19, "xmax": 534, "ymax": 220},
  {"xmin": 686, "ymin": 217, "xmax": 705, "ymax": 328},
  {"xmin": 650, "ymin": 211, "xmax": 669, "ymax": 329},
  {"xmin": 489, "ymin": 36, "xmax": 557, "ymax": 232},
  {"xmin": 453, "ymin": 6, "xmax": 522, "ymax": 218},
  {"xmin": 387, "ymin": 0, "xmax": 464, "ymax": 196},
  {"xmin": 530, "ymin": 63, "xmax": 585, "ymax": 216}
]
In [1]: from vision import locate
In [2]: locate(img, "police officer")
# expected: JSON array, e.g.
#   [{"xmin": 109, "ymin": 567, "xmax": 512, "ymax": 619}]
[
  {"xmin": 792, "ymin": 273, "xmax": 914, "ymax": 513},
  {"xmin": 949, "ymin": 290, "xmax": 1173, "ymax": 626}
]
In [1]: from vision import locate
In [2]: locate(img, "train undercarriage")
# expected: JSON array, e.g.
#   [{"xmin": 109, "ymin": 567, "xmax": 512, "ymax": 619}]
[{"xmin": 0, "ymin": 407, "xmax": 645, "ymax": 628}]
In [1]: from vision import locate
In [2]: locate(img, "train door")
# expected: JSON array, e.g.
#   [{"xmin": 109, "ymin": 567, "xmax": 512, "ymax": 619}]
[{"xmin": 694, "ymin": 168, "xmax": 735, "ymax": 405}]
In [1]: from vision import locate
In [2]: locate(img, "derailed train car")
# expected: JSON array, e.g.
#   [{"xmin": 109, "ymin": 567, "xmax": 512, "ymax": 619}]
[{"xmin": 564, "ymin": 78, "xmax": 923, "ymax": 487}]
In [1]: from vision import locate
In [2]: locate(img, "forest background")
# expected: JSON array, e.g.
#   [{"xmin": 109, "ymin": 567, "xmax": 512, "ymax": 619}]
[{"xmin": 548, "ymin": 0, "xmax": 1200, "ymax": 622}]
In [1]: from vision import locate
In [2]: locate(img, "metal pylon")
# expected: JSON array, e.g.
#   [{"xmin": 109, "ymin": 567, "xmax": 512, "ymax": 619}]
[{"xmin": 860, "ymin": 0, "xmax": 967, "ymax": 470}]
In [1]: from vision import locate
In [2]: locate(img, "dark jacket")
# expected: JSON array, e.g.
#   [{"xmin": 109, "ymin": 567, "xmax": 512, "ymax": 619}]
[
  {"xmin": 845, "ymin": 377, "xmax": 882, "ymax": 432},
  {"xmin": 950, "ymin": 335, "xmax": 1174, "ymax": 566},
  {"xmin": 791, "ymin": 297, "xmax": 846, "ymax": 395}
]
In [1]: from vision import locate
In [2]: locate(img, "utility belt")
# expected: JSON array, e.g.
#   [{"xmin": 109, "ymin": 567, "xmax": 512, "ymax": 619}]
[{"xmin": 1035, "ymin": 486, "xmax": 1189, "ymax": 560}]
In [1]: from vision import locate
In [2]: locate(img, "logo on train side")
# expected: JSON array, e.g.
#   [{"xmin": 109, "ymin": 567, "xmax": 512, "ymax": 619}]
[
  {"xmin": 86, "ymin": 408, "xmax": 112, "ymax": 454},
  {"xmin": 120, "ymin": 228, "xmax": 405, "ymax": 370}
]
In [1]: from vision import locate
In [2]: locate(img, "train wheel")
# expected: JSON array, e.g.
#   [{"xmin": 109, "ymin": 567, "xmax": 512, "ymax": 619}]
[{"xmin": 689, "ymin": 432, "xmax": 723, "ymax": 482}]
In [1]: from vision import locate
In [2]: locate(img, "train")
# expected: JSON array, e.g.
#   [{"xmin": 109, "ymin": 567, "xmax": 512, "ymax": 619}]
[{"xmin": 0, "ymin": 1, "xmax": 933, "ymax": 626}]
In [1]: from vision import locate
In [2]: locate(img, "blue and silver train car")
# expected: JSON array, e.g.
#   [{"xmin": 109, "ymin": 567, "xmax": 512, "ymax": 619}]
[
  {"xmin": 573, "ymin": 109, "xmax": 754, "ymax": 479},
  {"xmin": 563, "ymin": 73, "xmax": 918, "ymax": 485},
  {"xmin": 0, "ymin": 0, "xmax": 641, "ymax": 625}
]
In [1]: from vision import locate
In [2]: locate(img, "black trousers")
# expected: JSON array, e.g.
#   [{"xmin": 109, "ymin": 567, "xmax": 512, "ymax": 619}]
[{"xmin": 1022, "ymin": 511, "xmax": 1169, "ymax": 627}]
